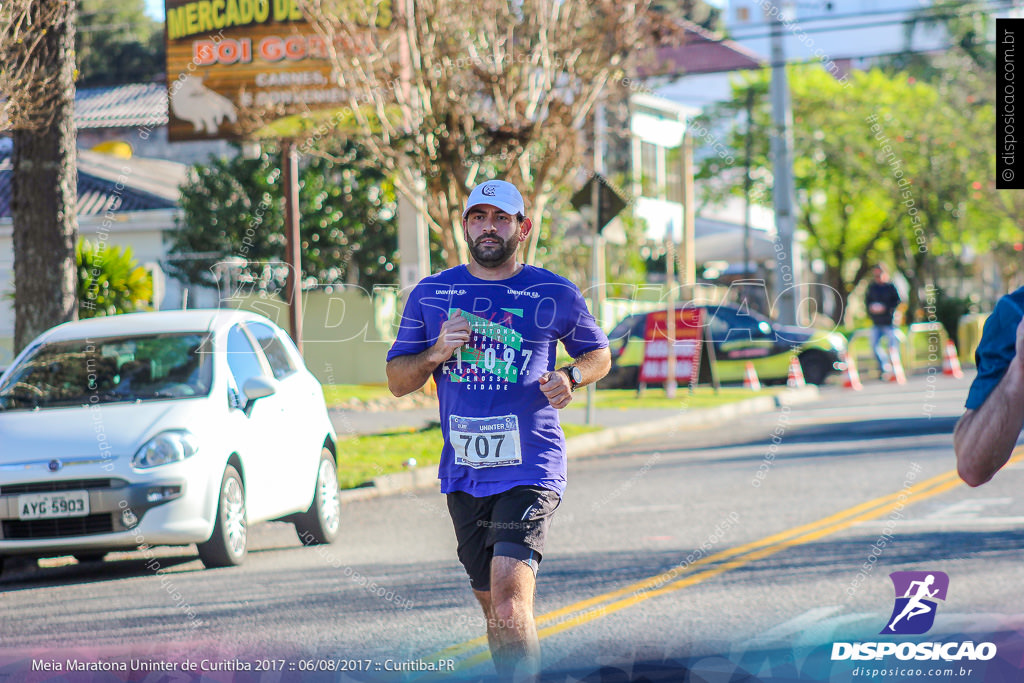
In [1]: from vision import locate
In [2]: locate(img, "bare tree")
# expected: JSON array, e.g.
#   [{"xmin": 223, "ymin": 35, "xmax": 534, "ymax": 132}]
[
  {"xmin": 0, "ymin": 0, "xmax": 80, "ymax": 353},
  {"xmin": 304, "ymin": 0, "xmax": 675, "ymax": 268}
]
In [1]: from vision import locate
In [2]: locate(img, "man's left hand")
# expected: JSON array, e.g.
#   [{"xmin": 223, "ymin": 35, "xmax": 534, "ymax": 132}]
[{"xmin": 539, "ymin": 371, "xmax": 573, "ymax": 409}]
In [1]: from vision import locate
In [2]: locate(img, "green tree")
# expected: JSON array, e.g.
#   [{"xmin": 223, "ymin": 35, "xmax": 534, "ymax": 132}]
[
  {"xmin": 77, "ymin": 240, "xmax": 154, "ymax": 318},
  {"xmin": 77, "ymin": 0, "xmax": 164, "ymax": 87},
  {"xmin": 886, "ymin": 0, "xmax": 1024, "ymax": 296},
  {"xmin": 306, "ymin": 0, "xmax": 684, "ymax": 270},
  {"xmin": 697, "ymin": 65, "xmax": 1007, "ymax": 322},
  {"xmin": 169, "ymin": 142, "xmax": 398, "ymax": 293}
]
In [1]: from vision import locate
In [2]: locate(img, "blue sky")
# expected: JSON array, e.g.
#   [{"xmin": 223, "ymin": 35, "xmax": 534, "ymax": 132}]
[{"xmin": 144, "ymin": 0, "xmax": 164, "ymax": 20}]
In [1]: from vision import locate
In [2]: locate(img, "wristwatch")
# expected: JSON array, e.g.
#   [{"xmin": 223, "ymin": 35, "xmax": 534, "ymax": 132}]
[{"xmin": 559, "ymin": 365, "xmax": 583, "ymax": 391}]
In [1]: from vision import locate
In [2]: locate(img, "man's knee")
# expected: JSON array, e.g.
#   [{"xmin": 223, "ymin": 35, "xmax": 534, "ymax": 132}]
[{"xmin": 491, "ymin": 594, "xmax": 528, "ymax": 631}]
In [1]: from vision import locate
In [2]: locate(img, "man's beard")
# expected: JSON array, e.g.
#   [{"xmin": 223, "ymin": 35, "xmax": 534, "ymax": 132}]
[{"xmin": 469, "ymin": 234, "xmax": 518, "ymax": 268}]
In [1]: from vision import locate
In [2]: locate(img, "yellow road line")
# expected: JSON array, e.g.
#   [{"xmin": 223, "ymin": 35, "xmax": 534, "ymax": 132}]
[
  {"xmin": 429, "ymin": 451, "xmax": 1024, "ymax": 671},
  {"xmin": 429, "ymin": 467, "xmax": 959, "ymax": 663}
]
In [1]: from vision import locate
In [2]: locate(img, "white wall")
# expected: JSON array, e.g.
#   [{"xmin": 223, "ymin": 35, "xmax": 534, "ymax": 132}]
[{"xmin": 0, "ymin": 209, "xmax": 180, "ymax": 365}]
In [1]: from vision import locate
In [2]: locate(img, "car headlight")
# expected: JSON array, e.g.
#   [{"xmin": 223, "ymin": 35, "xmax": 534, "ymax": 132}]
[
  {"xmin": 827, "ymin": 333, "xmax": 848, "ymax": 351},
  {"xmin": 132, "ymin": 430, "xmax": 199, "ymax": 469}
]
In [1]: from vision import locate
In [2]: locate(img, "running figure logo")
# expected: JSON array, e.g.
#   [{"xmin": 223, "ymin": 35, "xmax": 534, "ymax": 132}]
[{"xmin": 881, "ymin": 571, "xmax": 949, "ymax": 635}]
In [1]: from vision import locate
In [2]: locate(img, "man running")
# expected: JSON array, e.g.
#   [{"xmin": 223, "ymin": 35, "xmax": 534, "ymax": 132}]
[{"xmin": 386, "ymin": 180, "xmax": 611, "ymax": 681}]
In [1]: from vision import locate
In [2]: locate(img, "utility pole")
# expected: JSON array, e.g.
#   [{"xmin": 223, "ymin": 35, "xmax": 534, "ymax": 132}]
[
  {"xmin": 665, "ymin": 220, "xmax": 677, "ymax": 398},
  {"xmin": 586, "ymin": 102, "xmax": 606, "ymax": 424},
  {"xmin": 767, "ymin": 5, "xmax": 802, "ymax": 325},
  {"xmin": 743, "ymin": 88, "xmax": 755, "ymax": 279},
  {"xmin": 396, "ymin": 0, "xmax": 429, "ymax": 297},
  {"xmin": 681, "ymin": 131, "xmax": 696, "ymax": 288},
  {"xmin": 282, "ymin": 139, "xmax": 303, "ymax": 353}
]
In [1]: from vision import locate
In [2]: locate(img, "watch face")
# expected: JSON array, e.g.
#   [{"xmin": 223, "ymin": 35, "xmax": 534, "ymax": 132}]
[{"xmin": 570, "ymin": 366, "xmax": 582, "ymax": 385}]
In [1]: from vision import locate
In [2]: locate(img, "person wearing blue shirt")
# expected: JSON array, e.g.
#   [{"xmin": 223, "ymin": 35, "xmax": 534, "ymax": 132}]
[
  {"xmin": 954, "ymin": 287, "xmax": 1024, "ymax": 486},
  {"xmin": 386, "ymin": 179, "xmax": 611, "ymax": 681}
]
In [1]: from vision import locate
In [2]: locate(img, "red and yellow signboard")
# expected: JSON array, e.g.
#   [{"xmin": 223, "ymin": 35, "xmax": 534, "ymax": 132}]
[
  {"xmin": 164, "ymin": 0, "xmax": 390, "ymax": 141},
  {"xmin": 638, "ymin": 308, "xmax": 704, "ymax": 385}
]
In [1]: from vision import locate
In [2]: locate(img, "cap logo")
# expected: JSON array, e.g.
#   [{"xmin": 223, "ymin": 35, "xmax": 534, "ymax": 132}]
[{"xmin": 482, "ymin": 184, "xmax": 497, "ymax": 197}]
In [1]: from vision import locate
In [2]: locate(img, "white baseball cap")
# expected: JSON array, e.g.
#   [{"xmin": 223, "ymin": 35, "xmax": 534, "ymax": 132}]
[{"xmin": 462, "ymin": 180, "xmax": 526, "ymax": 218}]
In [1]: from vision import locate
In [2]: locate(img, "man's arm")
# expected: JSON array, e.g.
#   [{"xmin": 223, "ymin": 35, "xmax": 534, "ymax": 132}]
[
  {"xmin": 386, "ymin": 310, "xmax": 471, "ymax": 397},
  {"xmin": 953, "ymin": 316, "xmax": 1024, "ymax": 486},
  {"xmin": 539, "ymin": 347, "xmax": 612, "ymax": 410}
]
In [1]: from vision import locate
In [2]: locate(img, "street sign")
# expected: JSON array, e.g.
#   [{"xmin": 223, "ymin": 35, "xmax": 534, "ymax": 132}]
[
  {"xmin": 638, "ymin": 307, "xmax": 704, "ymax": 385},
  {"xmin": 164, "ymin": 0, "xmax": 392, "ymax": 141},
  {"xmin": 570, "ymin": 173, "xmax": 629, "ymax": 233}
]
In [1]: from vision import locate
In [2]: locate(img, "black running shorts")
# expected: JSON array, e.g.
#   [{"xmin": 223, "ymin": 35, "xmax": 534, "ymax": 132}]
[{"xmin": 446, "ymin": 485, "xmax": 562, "ymax": 592}]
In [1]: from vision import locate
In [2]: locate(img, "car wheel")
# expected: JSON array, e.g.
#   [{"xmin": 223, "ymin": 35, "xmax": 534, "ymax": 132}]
[
  {"xmin": 73, "ymin": 552, "xmax": 106, "ymax": 564},
  {"xmin": 799, "ymin": 349, "xmax": 834, "ymax": 385},
  {"xmin": 294, "ymin": 448, "xmax": 341, "ymax": 546},
  {"xmin": 197, "ymin": 465, "xmax": 247, "ymax": 568}
]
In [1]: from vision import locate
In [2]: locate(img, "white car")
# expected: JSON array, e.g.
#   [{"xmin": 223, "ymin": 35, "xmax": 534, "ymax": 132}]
[{"xmin": 0, "ymin": 310, "xmax": 341, "ymax": 571}]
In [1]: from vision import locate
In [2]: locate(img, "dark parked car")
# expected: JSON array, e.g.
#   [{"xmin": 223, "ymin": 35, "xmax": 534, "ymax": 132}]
[{"xmin": 600, "ymin": 304, "xmax": 847, "ymax": 388}]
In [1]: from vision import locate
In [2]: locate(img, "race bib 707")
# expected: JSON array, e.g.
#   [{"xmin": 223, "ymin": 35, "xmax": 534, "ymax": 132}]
[{"xmin": 449, "ymin": 414, "xmax": 523, "ymax": 469}]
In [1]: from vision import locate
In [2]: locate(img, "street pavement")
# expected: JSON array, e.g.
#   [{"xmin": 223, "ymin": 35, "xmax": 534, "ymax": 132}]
[{"xmin": 2, "ymin": 370, "xmax": 1023, "ymax": 683}]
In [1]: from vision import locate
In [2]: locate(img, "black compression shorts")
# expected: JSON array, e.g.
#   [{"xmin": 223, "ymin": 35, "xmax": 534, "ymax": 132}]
[{"xmin": 446, "ymin": 485, "xmax": 561, "ymax": 592}]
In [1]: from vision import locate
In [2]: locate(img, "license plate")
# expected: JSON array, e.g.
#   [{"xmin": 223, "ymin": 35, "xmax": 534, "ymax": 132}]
[{"xmin": 17, "ymin": 491, "xmax": 90, "ymax": 520}]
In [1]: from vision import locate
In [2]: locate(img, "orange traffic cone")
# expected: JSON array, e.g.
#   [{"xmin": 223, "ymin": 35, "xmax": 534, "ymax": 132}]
[
  {"xmin": 841, "ymin": 351, "xmax": 863, "ymax": 390},
  {"xmin": 787, "ymin": 355, "xmax": 806, "ymax": 388},
  {"xmin": 743, "ymin": 361, "xmax": 761, "ymax": 391},
  {"xmin": 942, "ymin": 339, "xmax": 964, "ymax": 378},
  {"xmin": 887, "ymin": 345, "xmax": 907, "ymax": 385}
]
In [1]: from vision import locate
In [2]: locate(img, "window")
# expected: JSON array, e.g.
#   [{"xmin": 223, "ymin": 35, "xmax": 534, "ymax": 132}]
[
  {"xmin": 245, "ymin": 322, "xmax": 297, "ymax": 379},
  {"xmin": 640, "ymin": 141, "xmax": 660, "ymax": 199},
  {"xmin": 666, "ymin": 144, "xmax": 683, "ymax": 205},
  {"xmin": 226, "ymin": 325, "xmax": 266, "ymax": 392},
  {"xmin": 0, "ymin": 334, "xmax": 212, "ymax": 409}
]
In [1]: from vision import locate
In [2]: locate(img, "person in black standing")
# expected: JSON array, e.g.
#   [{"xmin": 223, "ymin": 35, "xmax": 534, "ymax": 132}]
[{"xmin": 865, "ymin": 264, "xmax": 902, "ymax": 379}]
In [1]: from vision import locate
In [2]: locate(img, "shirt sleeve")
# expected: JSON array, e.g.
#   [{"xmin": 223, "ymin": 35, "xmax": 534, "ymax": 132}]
[
  {"xmin": 965, "ymin": 295, "xmax": 1023, "ymax": 410},
  {"xmin": 559, "ymin": 285, "xmax": 609, "ymax": 358},
  {"xmin": 386, "ymin": 289, "xmax": 430, "ymax": 362}
]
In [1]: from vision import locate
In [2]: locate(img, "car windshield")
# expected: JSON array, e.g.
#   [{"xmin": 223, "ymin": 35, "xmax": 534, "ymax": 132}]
[{"xmin": 0, "ymin": 333, "xmax": 213, "ymax": 410}]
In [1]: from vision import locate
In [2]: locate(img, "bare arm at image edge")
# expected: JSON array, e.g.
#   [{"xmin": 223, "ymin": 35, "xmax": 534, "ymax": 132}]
[{"xmin": 954, "ymin": 316, "xmax": 1024, "ymax": 486}]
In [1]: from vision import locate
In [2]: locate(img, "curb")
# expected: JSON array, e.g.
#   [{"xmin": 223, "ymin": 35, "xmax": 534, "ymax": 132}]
[{"xmin": 338, "ymin": 385, "xmax": 820, "ymax": 504}]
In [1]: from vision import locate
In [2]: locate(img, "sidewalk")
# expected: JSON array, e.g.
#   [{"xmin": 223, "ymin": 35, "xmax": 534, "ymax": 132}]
[
  {"xmin": 335, "ymin": 385, "xmax": 821, "ymax": 503},
  {"xmin": 329, "ymin": 404, "xmax": 696, "ymax": 437}
]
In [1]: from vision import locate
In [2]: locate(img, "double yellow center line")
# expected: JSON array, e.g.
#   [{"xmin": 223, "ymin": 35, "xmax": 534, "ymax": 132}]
[{"xmin": 426, "ymin": 453, "xmax": 1022, "ymax": 672}]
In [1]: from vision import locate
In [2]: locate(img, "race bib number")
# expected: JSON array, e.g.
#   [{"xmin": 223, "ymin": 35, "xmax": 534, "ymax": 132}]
[{"xmin": 449, "ymin": 414, "xmax": 523, "ymax": 469}]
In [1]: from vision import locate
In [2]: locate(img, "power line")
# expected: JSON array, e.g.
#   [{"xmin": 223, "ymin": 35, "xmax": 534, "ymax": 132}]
[
  {"xmin": 757, "ymin": 38, "xmax": 1001, "ymax": 70},
  {"xmin": 725, "ymin": 2, "xmax": 1016, "ymax": 42},
  {"xmin": 725, "ymin": 0, "xmax": 1016, "ymax": 33}
]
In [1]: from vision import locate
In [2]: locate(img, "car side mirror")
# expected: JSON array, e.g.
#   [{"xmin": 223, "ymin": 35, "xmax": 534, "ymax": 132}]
[{"xmin": 241, "ymin": 377, "xmax": 277, "ymax": 416}]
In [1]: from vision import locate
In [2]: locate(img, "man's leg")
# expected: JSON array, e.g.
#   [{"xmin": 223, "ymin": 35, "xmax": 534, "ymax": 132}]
[
  {"xmin": 489, "ymin": 554, "xmax": 540, "ymax": 681},
  {"xmin": 473, "ymin": 589, "xmax": 499, "ymax": 659},
  {"xmin": 870, "ymin": 325, "xmax": 889, "ymax": 376},
  {"xmin": 885, "ymin": 326, "xmax": 901, "ymax": 363}
]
